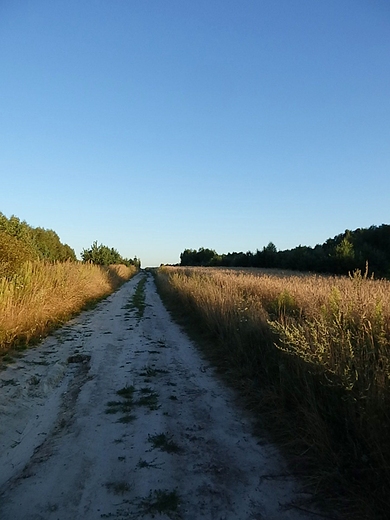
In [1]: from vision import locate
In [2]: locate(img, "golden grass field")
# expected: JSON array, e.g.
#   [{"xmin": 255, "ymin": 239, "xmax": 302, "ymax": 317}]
[
  {"xmin": 0, "ymin": 261, "xmax": 137, "ymax": 354},
  {"xmin": 156, "ymin": 266, "xmax": 390, "ymax": 519}
]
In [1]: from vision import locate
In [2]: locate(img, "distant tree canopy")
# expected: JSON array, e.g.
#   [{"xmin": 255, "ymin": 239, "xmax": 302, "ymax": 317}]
[
  {"xmin": 81, "ymin": 241, "xmax": 141, "ymax": 268},
  {"xmin": 180, "ymin": 247, "xmax": 218, "ymax": 266},
  {"xmin": 0, "ymin": 212, "xmax": 76, "ymax": 265},
  {"xmin": 179, "ymin": 225, "xmax": 390, "ymax": 278}
]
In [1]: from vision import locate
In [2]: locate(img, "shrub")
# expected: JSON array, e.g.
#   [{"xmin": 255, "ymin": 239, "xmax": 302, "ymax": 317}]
[{"xmin": 0, "ymin": 231, "xmax": 37, "ymax": 278}]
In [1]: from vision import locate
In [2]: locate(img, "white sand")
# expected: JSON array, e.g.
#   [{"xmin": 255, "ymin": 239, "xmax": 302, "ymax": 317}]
[{"xmin": 0, "ymin": 272, "xmax": 321, "ymax": 519}]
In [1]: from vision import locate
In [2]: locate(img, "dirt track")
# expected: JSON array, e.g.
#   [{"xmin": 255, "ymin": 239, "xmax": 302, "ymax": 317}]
[{"xmin": 0, "ymin": 272, "xmax": 319, "ymax": 519}]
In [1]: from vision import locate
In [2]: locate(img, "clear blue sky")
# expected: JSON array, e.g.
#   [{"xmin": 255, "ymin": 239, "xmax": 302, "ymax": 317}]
[{"xmin": 1, "ymin": 1, "xmax": 389, "ymax": 266}]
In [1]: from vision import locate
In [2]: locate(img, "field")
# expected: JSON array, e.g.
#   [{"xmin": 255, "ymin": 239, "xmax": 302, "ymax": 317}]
[
  {"xmin": 155, "ymin": 266, "xmax": 390, "ymax": 519},
  {"xmin": 0, "ymin": 260, "xmax": 137, "ymax": 357}
]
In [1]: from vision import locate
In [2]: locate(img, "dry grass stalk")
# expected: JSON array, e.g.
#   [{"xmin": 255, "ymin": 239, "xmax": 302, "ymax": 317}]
[
  {"xmin": 156, "ymin": 266, "xmax": 390, "ymax": 519},
  {"xmin": 0, "ymin": 261, "xmax": 137, "ymax": 352}
]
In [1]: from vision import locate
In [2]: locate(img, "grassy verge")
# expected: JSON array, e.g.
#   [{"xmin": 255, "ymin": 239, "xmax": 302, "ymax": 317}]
[
  {"xmin": 155, "ymin": 266, "xmax": 390, "ymax": 520},
  {"xmin": 0, "ymin": 261, "xmax": 137, "ymax": 358}
]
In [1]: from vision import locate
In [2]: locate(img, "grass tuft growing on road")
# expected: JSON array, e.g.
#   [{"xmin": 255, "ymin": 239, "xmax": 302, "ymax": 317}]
[
  {"xmin": 116, "ymin": 385, "xmax": 136, "ymax": 399},
  {"xmin": 105, "ymin": 480, "xmax": 132, "ymax": 495},
  {"xmin": 131, "ymin": 275, "xmax": 147, "ymax": 319},
  {"xmin": 148, "ymin": 432, "xmax": 182, "ymax": 454},
  {"xmin": 138, "ymin": 489, "xmax": 180, "ymax": 517},
  {"xmin": 108, "ymin": 383, "xmax": 160, "ymax": 420}
]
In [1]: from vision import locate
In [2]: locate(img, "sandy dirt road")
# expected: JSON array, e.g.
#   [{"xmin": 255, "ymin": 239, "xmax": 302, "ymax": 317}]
[{"xmin": 0, "ymin": 272, "xmax": 320, "ymax": 520}]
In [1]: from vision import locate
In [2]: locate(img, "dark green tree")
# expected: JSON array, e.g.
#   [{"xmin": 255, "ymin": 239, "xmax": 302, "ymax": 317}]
[
  {"xmin": 180, "ymin": 247, "xmax": 217, "ymax": 266},
  {"xmin": 81, "ymin": 241, "xmax": 140, "ymax": 268}
]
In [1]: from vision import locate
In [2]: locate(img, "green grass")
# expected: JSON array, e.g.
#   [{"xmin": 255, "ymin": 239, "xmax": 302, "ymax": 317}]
[
  {"xmin": 105, "ymin": 400, "xmax": 134, "ymax": 415},
  {"xmin": 139, "ymin": 365, "xmax": 168, "ymax": 378},
  {"xmin": 105, "ymin": 385, "xmax": 136, "ymax": 422},
  {"xmin": 116, "ymin": 385, "xmax": 135, "ymax": 399},
  {"xmin": 135, "ymin": 388, "xmax": 159, "ymax": 411},
  {"xmin": 148, "ymin": 433, "xmax": 181, "ymax": 454},
  {"xmin": 136, "ymin": 457, "xmax": 164, "ymax": 470},
  {"xmin": 105, "ymin": 480, "xmax": 132, "ymax": 495},
  {"xmin": 0, "ymin": 378, "xmax": 17, "ymax": 386},
  {"xmin": 131, "ymin": 276, "xmax": 147, "ymax": 319},
  {"xmin": 1, "ymin": 354, "xmax": 15, "ymax": 365},
  {"xmin": 116, "ymin": 414, "xmax": 136, "ymax": 424},
  {"xmin": 107, "ymin": 383, "xmax": 160, "ymax": 419},
  {"xmin": 138, "ymin": 489, "xmax": 180, "ymax": 517}
]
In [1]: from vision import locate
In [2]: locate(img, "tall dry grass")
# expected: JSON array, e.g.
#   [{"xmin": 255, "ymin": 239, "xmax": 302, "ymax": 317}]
[
  {"xmin": 156, "ymin": 266, "xmax": 390, "ymax": 519},
  {"xmin": 0, "ymin": 261, "xmax": 137, "ymax": 353}
]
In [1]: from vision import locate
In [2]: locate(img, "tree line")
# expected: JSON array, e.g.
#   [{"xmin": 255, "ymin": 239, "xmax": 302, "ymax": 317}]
[
  {"xmin": 0, "ymin": 213, "xmax": 77, "ymax": 275},
  {"xmin": 180, "ymin": 224, "xmax": 390, "ymax": 278},
  {"xmin": 0, "ymin": 212, "xmax": 140, "ymax": 276}
]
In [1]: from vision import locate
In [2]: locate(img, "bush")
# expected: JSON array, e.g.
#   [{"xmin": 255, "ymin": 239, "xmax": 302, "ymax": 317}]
[{"xmin": 0, "ymin": 231, "xmax": 37, "ymax": 278}]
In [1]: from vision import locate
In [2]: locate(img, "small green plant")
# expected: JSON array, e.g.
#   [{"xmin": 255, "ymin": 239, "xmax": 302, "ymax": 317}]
[
  {"xmin": 135, "ymin": 388, "xmax": 159, "ymax": 410},
  {"xmin": 105, "ymin": 385, "xmax": 137, "ymax": 422},
  {"xmin": 105, "ymin": 400, "xmax": 134, "ymax": 414},
  {"xmin": 136, "ymin": 457, "xmax": 164, "ymax": 469},
  {"xmin": 131, "ymin": 276, "xmax": 147, "ymax": 319},
  {"xmin": 107, "ymin": 400, "xmax": 123, "ymax": 407},
  {"xmin": 269, "ymin": 289, "xmax": 299, "ymax": 318},
  {"xmin": 105, "ymin": 480, "xmax": 131, "ymax": 495},
  {"xmin": 116, "ymin": 385, "xmax": 135, "ymax": 399},
  {"xmin": 148, "ymin": 433, "xmax": 181, "ymax": 454},
  {"xmin": 0, "ymin": 378, "xmax": 17, "ymax": 386},
  {"xmin": 1, "ymin": 354, "xmax": 14, "ymax": 364},
  {"xmin": 117, "ymin": 414, "xmax": 136, "ymax": 424},
  {"xmin": 14, "ymin": 343, "xmax": 28, "ymax": 351},
  {"xmin": 139, "ymin": 366, "xmax": 168, "ymax": 378},
  {"xmin": 138, "ymin": 489, "xmax": 180, "ymax": 517},
  {"xmin": 139, "ymin": 386, "xmax": 154, "ymax": 394},
  {"xmin": 105, "ymin": 407, "xmax": 119, "ymax": 415}
]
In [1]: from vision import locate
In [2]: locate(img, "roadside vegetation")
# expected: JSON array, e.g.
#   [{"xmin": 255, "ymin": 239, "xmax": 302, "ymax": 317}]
[
  {"xmin": 0, "ymin": 260, "xmax": 137, "ymax": 358},
  {"xmin": 0, "ymin": 212, "xmax": 139, "ymax": 359},
  {"xmin": 155, "ymin": 265, "xmax": 390, "ymax": 519}
]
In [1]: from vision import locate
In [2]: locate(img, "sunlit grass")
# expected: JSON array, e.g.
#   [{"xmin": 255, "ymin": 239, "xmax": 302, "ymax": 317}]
[
  {"xmin": 0, "ymin": 260, "xmax": 137, "ymax": 354},
  {"xmin": 156, "ymin": 265, "xmax": 390, "ymax": 519}
]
